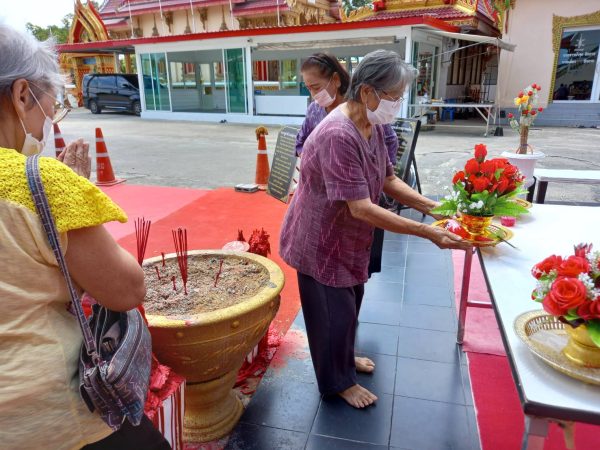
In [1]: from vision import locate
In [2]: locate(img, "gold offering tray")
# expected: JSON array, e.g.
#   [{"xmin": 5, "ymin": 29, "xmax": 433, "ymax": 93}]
[
  {"xmin": 512, "ymin": 198, "xmax": 533, "ymax": 209},
  {"xmin": 432, "ymin": 219, "xmax": 514, "ymax": 248},
  {"xmin": 514, "ymin": 310, "xmax": 600, "ymax": 386}
]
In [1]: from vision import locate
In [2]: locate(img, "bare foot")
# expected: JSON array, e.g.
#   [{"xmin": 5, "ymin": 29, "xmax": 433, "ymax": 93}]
[
  {"xmin": 338, "ymin": 384, "xmax": 378, "ymax": 408},
  {"xmin": 355, "ymin": 356, "xmax": 375, "ymax": 373}
]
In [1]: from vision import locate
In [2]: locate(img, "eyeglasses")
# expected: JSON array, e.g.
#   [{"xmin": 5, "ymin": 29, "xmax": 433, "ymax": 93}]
[
  {"xmin": 380, "ymin": 90, "xmax": 404, "ymax": 105},
  {"xmin": 29, "ymin": 81, "xmax": 71, "ymax": 124}
]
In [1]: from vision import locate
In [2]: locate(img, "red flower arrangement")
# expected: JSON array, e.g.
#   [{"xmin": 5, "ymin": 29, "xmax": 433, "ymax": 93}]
[
  {"xmin": 531, "ymin": 243, "xmax": 600, "ymax": 346},
  {"xmin": 432, "ymin": 143, "xmax": 529, "ymax": 217}
]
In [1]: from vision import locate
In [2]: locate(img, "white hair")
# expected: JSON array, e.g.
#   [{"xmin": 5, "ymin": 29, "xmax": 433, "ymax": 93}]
[{"xmin": 0, "ymin": 22, "xmax": 64, "ymax": 100}]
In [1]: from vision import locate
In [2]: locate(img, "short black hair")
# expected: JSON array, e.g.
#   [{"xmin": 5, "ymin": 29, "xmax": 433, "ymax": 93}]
[{"xmin": 301, "ymin": 53, "xmax": 350, "ymax": 96}]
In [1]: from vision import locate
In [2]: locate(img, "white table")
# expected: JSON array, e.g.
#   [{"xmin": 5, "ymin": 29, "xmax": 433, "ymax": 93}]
[
  {"xmin": 533, "ymin": 169, "xmax": 600, "ymax": 203},
  {"xmin": 409, "ymin": 103, "xmax": 497, "ymax": 136},
  {"xmin": 475, "ymin": 204, "xmax": 600, "ymax": 449}
]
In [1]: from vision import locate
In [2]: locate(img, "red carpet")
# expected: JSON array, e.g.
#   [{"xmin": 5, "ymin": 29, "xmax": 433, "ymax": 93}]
[
  {"xmin": 100, "ymin": 184, "xmax": 208, "ymax": 241},
  {"xmin": 111, "ymin": 187, "xmax": 299, "ymax": 338},
  {"xmin": 468, "ymin": 353, "xmax": 600, "ymax": 450},
  {"xmin": 452, "ymin": 250, "xmax": 505, "ymax": 356}
]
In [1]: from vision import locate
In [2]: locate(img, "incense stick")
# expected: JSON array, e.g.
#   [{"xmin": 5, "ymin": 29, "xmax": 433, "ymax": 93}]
[
  {"xmin": 172, "ymin": 228, "xmax": 189, "ymax": 295},
  {"xmin": 134, "ymin": 217, "xmax": 151, "ymax": 266}
]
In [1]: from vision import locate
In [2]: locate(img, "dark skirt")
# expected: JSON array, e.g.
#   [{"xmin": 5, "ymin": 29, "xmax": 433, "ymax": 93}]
[
  {"xmin": 81, "ymin": 415, "xmax": 171, "ymax": 450},
  {"xmin": 297, "ymin": 272, "xmax": 364, "ymax": 396},
  {"xmin": 368, "ymin": 227, "xmax": 385, "ymax": 277}
]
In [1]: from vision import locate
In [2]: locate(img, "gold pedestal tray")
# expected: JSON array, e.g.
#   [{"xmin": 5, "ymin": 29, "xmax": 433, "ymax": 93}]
[
  {"xmin": 512, "ymin": 198, "xmax": 533, "ymax": 209},
  {"xmin": 432, "ymin": 219, "xmax": 514, "ymax": 248},
  {"xmin": 514, "ymin": 310, "xmax": 600, "ymax": 385}
]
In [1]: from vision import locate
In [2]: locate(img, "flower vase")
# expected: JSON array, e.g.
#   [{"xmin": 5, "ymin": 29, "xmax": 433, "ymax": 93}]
[
  {"xmin": 501, "ymin": 149, "xmax": 545, "ymax": 189},
  {"xmin": 563, "ymin": 324, "xmax": 600, "ymax": 368},
  {"xmin": 460, "ymin": 214, "xmax": 494, "ymax": 237}
]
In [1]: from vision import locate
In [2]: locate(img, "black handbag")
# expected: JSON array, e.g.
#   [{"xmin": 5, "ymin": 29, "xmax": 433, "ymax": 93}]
[{"xmin": 26, "ymin": 155, "xmax": 152, "ymax": 430}]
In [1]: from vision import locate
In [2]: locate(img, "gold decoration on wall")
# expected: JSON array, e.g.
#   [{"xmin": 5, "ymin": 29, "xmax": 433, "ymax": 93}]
[{"xmin": 548, "ymin": 10, "xmax": 600, "ymax": 103}]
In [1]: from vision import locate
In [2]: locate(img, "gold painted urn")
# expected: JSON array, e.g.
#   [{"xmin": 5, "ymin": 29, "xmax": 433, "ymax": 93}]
[
  {"xmin": 563, "ymin": 324, "xmax": 600, "ymax": 368},
  {"xmin": 144, "ymin": 250, "xmax": 284, "ymax": 442}
]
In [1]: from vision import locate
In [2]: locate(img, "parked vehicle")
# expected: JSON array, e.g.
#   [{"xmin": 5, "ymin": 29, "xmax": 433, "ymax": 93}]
[{"xmin": 82, "ymin": 74, "xmax": 142, "ymax": 115}]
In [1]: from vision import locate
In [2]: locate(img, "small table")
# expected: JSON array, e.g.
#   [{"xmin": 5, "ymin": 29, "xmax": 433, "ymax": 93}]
[
  {"xmin": 409, "ymin": 103, "xmax": 497, "ymax": 136},
  {"xmin": 456, "ymin": 205, "xmax": 600, "ymax": 449},
  {"xmin": 533, "ymin": 169, "xmax": 600, "ymax": 203}
]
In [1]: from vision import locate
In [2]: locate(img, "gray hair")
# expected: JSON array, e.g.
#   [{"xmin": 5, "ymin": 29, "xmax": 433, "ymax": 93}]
[
  {"xmin": 0, "ymin": 22, "xmax": 64, "ymax": 101},
  {"xmin": 347, "ymin": 50, "xmax": 417, "ymax": 101}
]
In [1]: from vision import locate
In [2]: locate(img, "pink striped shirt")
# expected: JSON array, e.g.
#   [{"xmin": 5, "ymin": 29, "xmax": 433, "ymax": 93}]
[{"xmin": 279, "ymin": 107, "xmax": 394, "ymax": 288}]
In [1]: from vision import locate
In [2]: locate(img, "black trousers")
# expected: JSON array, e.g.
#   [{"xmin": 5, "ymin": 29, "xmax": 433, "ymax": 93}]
[
  {"xmin": 297, "ymin": 272, "xmax": 364, "ymax": 396},
  {"xmin": 81, "ymin": 415, "xmax": 171, "ymax": 450}
]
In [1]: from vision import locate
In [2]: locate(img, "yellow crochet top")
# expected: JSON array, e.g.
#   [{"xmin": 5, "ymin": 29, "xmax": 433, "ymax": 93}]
[{"xmin": 0, "ymin": 147, "xmax": 127, "ymax": 232}]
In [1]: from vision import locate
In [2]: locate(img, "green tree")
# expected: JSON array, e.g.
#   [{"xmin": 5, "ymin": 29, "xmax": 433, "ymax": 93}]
[{"xmin": 25, "ymin": 13, "xmax": 73, "ymax": 43}]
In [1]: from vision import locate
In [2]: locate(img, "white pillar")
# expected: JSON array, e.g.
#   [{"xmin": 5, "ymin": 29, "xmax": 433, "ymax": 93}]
[
  {"xmin": 403, "ymin": 33, "xmax": 413, "ymax": 119},
  {"xmin": 245, "ymin": 46, "xmax": 255, "ymax": 117}
]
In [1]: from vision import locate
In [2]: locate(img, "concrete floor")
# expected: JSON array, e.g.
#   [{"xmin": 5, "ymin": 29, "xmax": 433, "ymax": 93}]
[{"xmin": 53, "ymin": 110, "xmax": 600, "ymax": 204}]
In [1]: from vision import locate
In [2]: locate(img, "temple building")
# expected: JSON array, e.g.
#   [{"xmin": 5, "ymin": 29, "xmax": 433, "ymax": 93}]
[{"xmin": 59, "ymin": 0, "xmax": 511, "ymax": 123}]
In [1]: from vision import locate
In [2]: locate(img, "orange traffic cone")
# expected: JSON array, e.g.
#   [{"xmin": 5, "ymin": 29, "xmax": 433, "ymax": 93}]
[
  {"xmin": 53, "ymin": 123, "xmax": 66, "ymax": 158},
  {"xmin": 95, "ymin": 128, "xmax": 125, "ymax": 186},
  {"xmin": 254, "ymin": 126, "xmax": 270, "ymax": 190}
]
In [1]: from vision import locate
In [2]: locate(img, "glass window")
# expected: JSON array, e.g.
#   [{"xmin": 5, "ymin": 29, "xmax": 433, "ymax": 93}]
[
  {"xmin": 140, "ymin": 53, "xmax": 170, "ymax": 111},
  {"xmin": 553, "ymin": 28, "xmax": 600, "ymax": 101},
  {"xmin": 97, "ymin": 77, "xmax": 115, "ymax": 89},
  {"xmin": 225, "ymin": 48, "xmax": 247, "ymax": 113},
  {"xmin": 253, "ymin": 59, "xmax": 298, "ymax": 95}
]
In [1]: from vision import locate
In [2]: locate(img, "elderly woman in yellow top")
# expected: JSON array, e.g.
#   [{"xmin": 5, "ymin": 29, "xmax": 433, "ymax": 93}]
[{"xmin": 0, "ymin": 25, "xmax": 169, "ymax": 450}]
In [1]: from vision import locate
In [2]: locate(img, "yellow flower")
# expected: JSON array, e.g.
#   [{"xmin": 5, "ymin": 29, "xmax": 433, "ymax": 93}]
[
  {"xmin": 522, "ymin": 95, "xmax": 529, "ymax": 102},
  {"xmin": 514, "ymin": 98, "xmax": 521, "ymax": 106}
]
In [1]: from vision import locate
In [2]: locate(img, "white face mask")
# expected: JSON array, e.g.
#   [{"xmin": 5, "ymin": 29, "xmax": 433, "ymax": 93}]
[
  {"xmin": 366, "ymin": 90, "xmax": 403, "ymax": 125},
  {"xmin": 312, "ymin": 78, "xmax": 335, "ymax": 108},
  {"xmin": 19, "ymin": 89, "xmax": 52, "ymax": 156}
]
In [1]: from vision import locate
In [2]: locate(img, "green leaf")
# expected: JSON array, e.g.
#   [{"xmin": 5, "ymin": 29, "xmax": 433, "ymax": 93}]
[
  {"xmin": 586, "ymin": 320, "xmax": 600, "ymax": 348},
  {"xmin": 564, "ymin": 308, "xmax": 581, "ymax": 321},
  {"xmin": 494, "ymin": 168, "xmax": 504, "ymax": 180},
  {"xmin": 491, "ymin": 201, "xmax": 529, "ymax": 217}
]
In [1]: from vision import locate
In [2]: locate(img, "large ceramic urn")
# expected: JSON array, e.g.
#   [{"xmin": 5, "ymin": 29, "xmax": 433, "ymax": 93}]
[{"xmin": 143, "ymin": 250, "xmax": 284, "ymax": 442}]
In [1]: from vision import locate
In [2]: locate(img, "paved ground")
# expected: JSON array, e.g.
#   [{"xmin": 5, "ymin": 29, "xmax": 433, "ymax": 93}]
[{"xmin": 54, "ymin": 110, "xmax": 600, "ymax": 203}]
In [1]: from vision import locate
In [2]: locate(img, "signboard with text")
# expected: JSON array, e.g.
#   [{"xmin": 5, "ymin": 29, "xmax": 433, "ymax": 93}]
[{"xmin": 266, "ymin": 126, "xmax": 300, "ymax": 203}]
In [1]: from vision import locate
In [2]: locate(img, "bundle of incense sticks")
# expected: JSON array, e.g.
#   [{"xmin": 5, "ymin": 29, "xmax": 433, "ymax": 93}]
[
  {"xmin": 172, "ymin": 228, "xmax": 189, "ymax": 295},
  {"xmin": 134, "ymin": 217, "xmax": 151, "ymax": 266}
]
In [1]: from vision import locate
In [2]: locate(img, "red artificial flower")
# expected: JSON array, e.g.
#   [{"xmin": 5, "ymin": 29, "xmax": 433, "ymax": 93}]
[
  {"xmin": 474, "ymin": 143, "xmax": 487, "ymax": 162},
  {"xmin": 496, "ymin": 177, "xmax": 509, "ymax": 194},
  {"xmin": 531, "ymin": 83, "xmax": 537, "ymax": 89},
  {"xmin": 518, "ymin": 91, "xmax": 524, "ymax": 98},
  {"xmin": 574, "ymin": 243, "xmax": 593, "ymax": 258},
  {"xmin": 480, "ymin": 160, "xmax": 497, "ymax": 177},
  {"xmin": 522, "ymin": 110, "xmax": 529, "ymax": 116},
  {"xmin": 577, "ymin": 301, "xmax": 600, "ymax": 321},
  {"xmin": 464, "ymin": 158, "xmax": 480, "ymax": 175},
  {"xmin": 528, "ymin": 90, "xmax": 533, "ymax": 96},
  {"xmin": 507, "ymin": 113, "xmax": 514, "ymax": 119},
  {"xmin": 537, "ymin": 86, "xmax": 542, "ymax": 91},
  {"xmin": 530, "ymin": 110, "xmax": 537, "ymax": 116},
  {"xmin": 542, "ymin": 277, "xmax": 588, "ymax": 316},
  {"xmin": 557, "ymin": 255, "xmax": 590, "ymax": 277},
  {"xmin": 538, "ymin": 107, "xmax": 544, "ymax": 112},
  {"xmin": 452, "ymin": 170, "xmax": 466, "ymax": 184},
  {"xmin": 502, "ymin": 164, "xmax": 518, "ymax": 179},
  {"xmin": 471, "ymin": 175, "xmax": 491, "ymax": 192},
  {"xmin": 532, "ymin": 255, "xmax": 563, "ymax": 279}
]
